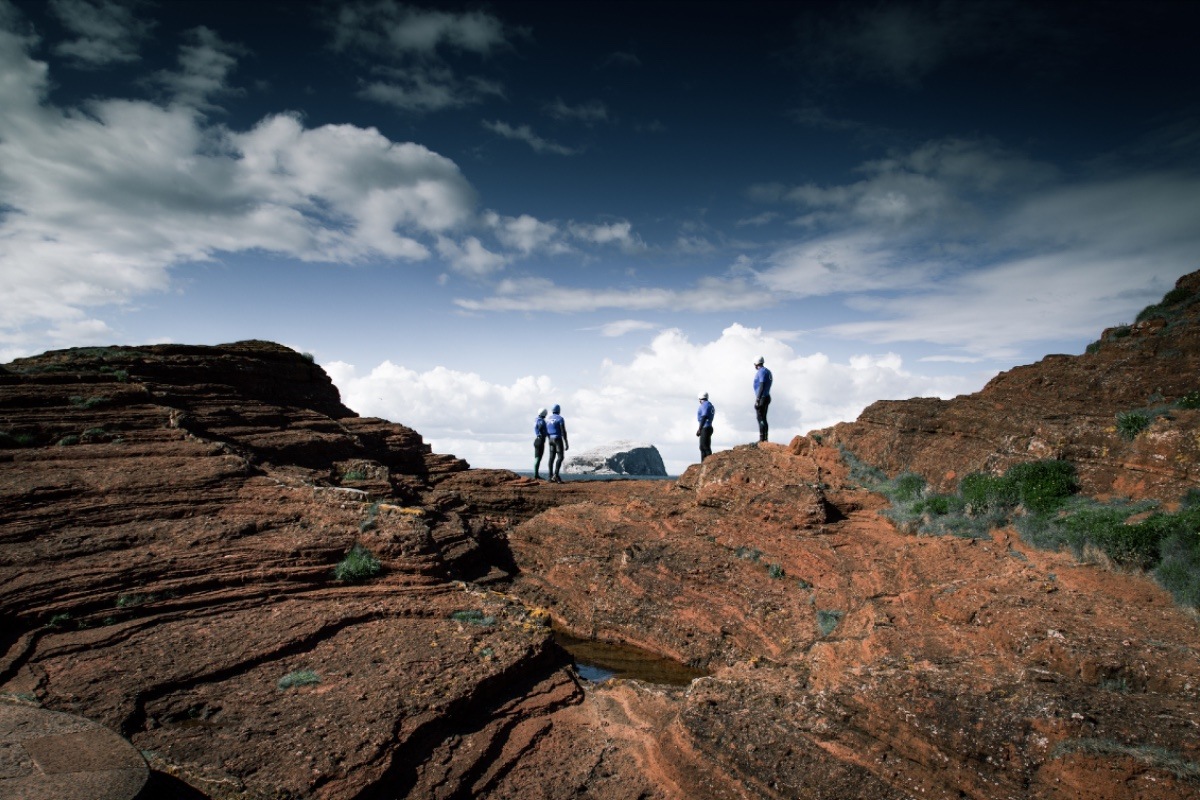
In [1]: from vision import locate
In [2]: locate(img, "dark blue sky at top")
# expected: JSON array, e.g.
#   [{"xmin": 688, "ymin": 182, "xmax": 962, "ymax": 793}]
[{"xmin": 23, "ymin": 0, "xmax": 1198, "ymax": 238}]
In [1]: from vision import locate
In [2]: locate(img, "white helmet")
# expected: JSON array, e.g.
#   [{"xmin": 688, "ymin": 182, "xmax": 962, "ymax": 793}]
[
  {"xmin": 537, "ymin": 408, "xmax": 547, "ymax": 418},
  {"xmin": 698, "ymin": 392, "xmax": 708, "ymax": 400}
]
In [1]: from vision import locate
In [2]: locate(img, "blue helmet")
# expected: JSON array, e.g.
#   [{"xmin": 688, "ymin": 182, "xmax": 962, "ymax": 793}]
[{"xmin": 552, "ymin": 404, "xmax": 561, "ymax": 413}]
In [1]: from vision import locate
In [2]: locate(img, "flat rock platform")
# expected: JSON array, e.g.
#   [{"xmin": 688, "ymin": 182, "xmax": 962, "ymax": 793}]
[{"xmin": 0, "ymin": 701, "xmax": 148, "ymax": 800}]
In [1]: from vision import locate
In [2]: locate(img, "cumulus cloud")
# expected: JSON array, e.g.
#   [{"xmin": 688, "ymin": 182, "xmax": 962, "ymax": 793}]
[
  {"xmin": 482, "ymin": 120, "xmax": 577, "ymax": 155},
  {"xmin": 330, "ymin": 1, "xmax": 517, "ymax": 113},
  {"xmin": 154, "ymin": 26, "xmax": 243, "ymax": 110},
  {"xmin": 49, "ymin": 0, "xmax": 152, "ymax": 67},
  {"xmin": 482, "ymin": 211, "xmax": 569, "ymax": 256},
  {"xmin": 567, "ymin": 220, "xmax": 644, "ymax": 251},
  {"xmin": 327, "ymin": 324, "xmax": 976, "ymax": 474},
  {"xmin": 0, "ymin": 21, "xmax": 478, "ymax": 344},
  {"xmin": 435, "ymin": 235, "xmax": 507, "ymax": 276}
]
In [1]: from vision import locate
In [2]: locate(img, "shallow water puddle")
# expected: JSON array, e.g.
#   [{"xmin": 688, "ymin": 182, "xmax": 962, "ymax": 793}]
[{"xmin": 552, "ymin": 629, "xmax": 708, "ymax": 686}]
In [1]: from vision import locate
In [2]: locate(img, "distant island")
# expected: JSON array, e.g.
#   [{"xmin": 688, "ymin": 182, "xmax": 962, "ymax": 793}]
[{"xmin": 562, "ymin": 440, "xmax": 667, "ymax": 476}]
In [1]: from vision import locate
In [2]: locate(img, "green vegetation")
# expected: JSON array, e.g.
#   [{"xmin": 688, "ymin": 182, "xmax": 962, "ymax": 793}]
[
  {"xmin": 359, "ymin": 502, "xmax": 380, "ymax": 533},
  {"xmin": 1051, "ymin": 738, "xmax": 1200, "ymax": 783},
  {"xmin": 277, "ymin": 670, "xmax": 320, "ymax": 690},
  {"xmin": 1177, "ymin": 390, "xmax": 1200, "ymax": 409},
  {"xmin": 342, "ymin": 469, "xmax": 368, "ymax": 482},
  {"xmin": 0, "ymin": 430, "xmax": 37, "ymax": 448},
  {"xmin": 767, "ymin": 563, "xmax": 785, "ymax": 579},
  {"xmin": 116, "ymin": 593, "xmax": 157, "ymax": 608},
  {"xmin": 451, "ymin": 609, "xmax": 496, "ymax": 626},
  {"xmin": 333, "ymin": 543, "xmax": 382, "ymax": 583},
  {"xmin": 46, "ymin": 613, "xmax": 72, "ymax": 629},
  {"xmin": 55, "ymin": 435, "xmax": 80, "ymax": 447},
  {"xmin": 816, "ymin": 609, "xmax": 843, "ymax": 636},
  {"xmin": 734, "ymin": 546, "xmax": 763, "ymax": 562},
  {"xmin": 1114, "ymin": 410, "xmax": 1147, "ymax": 440},
  {"xmin": 843, "ymin": 447, "xmax": 1200, "ymax": 608},
  {"xmin": 69, "ymin": 395, "xmax": 110, "ymax": 409}
]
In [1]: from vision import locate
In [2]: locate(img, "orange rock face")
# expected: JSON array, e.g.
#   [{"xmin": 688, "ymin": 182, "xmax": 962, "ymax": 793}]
[{"xmin": 3, "ymin": 278, "xmax": 1200, "ymax": 800}]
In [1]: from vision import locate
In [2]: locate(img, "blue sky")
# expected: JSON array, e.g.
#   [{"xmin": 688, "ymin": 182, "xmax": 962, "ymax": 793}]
[{"xmin": 1, "ymin": 0, "xmax": 1198, "ymax": 474}]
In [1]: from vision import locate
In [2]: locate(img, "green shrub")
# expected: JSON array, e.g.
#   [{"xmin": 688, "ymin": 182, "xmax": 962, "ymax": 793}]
[
  {"xmin": 1176, "ymin": 391, "xmax": 1200, "ymax": 409},
  {"xmin": 277, "ymin": 669, "xmax": 320, "ymax": 690},
  {"xmin": 734, "ymin": 546, "xmax": 762, "ymax": 562},
  {"xmin": 887, "ymin": 473, "xmax": 926, "ymax": 502},
  {"xmin": 333, "ymin": 543, "xmax": 382, "ymax": 582},
  {"xmin": 1005, "ymin": 460, "xmax": 1077, "ymax": 513},
  {"xmin": 767, "ymin": 563, "xmax": 785, "ymax": 579},
  {"xmin": 911, "ymin": 494, "xmax": 965, "ymax": 516},
  {"xmin": 56, "ymin": 435, "xmax": 80, "ymax": 447},
  {"xmin": 816, "ymin": 609, "xmax": 843, "ymax": 636},
  {"xmin": 1155, "ymin": 535, "xmax": 1200, "ymax": 607},
  {"xmin": 343, "ymin": 469, "xmax": 368, "ymax": 482},
  {"xmin": 451, "ymin": 609, "xmax": 496, "ymax": 626},
  {"xmin": 1108, "ymin": 325, "xmax": 1132, "ymax": 340},
  {"xmin": 0, "ymin": 431, "xmax": 36, "ymax": 448},
  {"xmin": 960, "ymin": 472, "xmax": 1020, "ymax": 511},
  {"xmin": 1116, "ymin": 410, "xmax": 1152, "ymax": 440}
]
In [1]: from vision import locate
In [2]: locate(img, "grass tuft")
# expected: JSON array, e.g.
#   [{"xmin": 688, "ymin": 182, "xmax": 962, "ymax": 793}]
[
  {"xmin": 277, "ymin": 669, "xmax": 320, "ymax": 690},
  {"xmin": 816, "ymin": 609, "xmax": 843, "ymax": 637},
  {"xmin": 333, "ymin": 543, "xmax": 382, "ymax": 583}
]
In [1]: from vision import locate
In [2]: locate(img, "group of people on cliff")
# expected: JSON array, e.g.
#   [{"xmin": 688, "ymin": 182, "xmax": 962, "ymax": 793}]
[
  {"xmin": 695, "ymin": 356, "xmax": 772, "ymax": 462},
  {"xmin": 530, "ymin": 356, "xmax": 773, "ymax": 479},
  {"xmin": 532, "ymin": 404, "xmax": 568, "ymax": 482}
]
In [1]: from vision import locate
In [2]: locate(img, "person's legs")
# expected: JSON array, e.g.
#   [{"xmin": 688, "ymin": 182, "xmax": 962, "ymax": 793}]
[
  {"xmin": 699, "ymin": 426, "xmax": 712, "ymax": 461},
  {"xmin": 756, "ymin": 396, "xmax": 770, "ymax": 441},
  {"xmin": 550, "ymin": 439, "xmax": 564, "ymax": 481},
  {"xmin": 534, "ymin": 437, "xmax": 545, "ymax": 479}
]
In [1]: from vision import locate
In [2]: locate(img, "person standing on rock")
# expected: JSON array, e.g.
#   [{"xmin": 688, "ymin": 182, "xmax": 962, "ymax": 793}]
[
  {"xmin": 696, "ymin": 392, "xmax": 715, "ymax": 461},
  {"xmin": 546, "ymin": 404, "xmax": 569, "ymax": 483},
  {"xmin": 753, "ymin": 356, "xmax": 772, "ymax": 442},
  {"xmin": 533, "ymin": 408, "xmax": 549, "ymax": 480}
]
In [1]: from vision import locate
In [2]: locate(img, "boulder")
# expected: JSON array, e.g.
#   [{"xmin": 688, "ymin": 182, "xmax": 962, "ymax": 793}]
[{"xmin": 562, "ymin": 440, "xmax": 667, "ymax": 476}]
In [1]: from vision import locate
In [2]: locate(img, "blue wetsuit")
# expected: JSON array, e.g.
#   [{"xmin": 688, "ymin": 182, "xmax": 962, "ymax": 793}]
[{"xmin": 753, "ymin": 366, "xmax": 773, "ymax": 441}]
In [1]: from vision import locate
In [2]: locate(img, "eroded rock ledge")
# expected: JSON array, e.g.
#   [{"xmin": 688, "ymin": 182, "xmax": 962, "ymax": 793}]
[{"xmin": 2, "ymin": 312, "xmax": 1200, "ymax": 799}]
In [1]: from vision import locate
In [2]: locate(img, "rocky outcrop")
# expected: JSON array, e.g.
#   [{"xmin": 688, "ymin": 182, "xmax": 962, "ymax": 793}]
[
  {"xmin": 818, "ymin": 271, "xmax": 1200, "ymax": 503},
  {"xmin": 562, "ymin": 440, "xmax": 667, "ymax": 476},
  {"xmin": 3, "ymin": 273, "xmax": 1200, "ymax": 800}
]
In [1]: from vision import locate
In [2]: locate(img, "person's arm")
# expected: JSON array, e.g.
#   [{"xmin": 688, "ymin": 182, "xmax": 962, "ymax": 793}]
[{"xmin": 563, "ymin": 421, "xmax": 569, "ymax": 449}]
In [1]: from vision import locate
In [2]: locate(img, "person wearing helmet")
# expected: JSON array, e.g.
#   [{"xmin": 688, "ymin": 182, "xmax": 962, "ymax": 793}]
[
  {"xmin": 696, "ymin": 392, "xmax": 715, "ymax": 461},
  {"xmin": 753, "ymin": 356, "xmax": 772, "ymax": 442},
  {"xmin": 545, "ymin": 404, "xmax": 569, "ymax": 483},
  {"xmin": 533, "ymin": 408, "xmax": 549, "ymax": 480}
]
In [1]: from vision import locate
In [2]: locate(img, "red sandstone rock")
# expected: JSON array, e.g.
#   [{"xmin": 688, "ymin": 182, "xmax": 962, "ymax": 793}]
[{"xmin": 2, "ymin": 277, "xmax": 1200, "ymax": 800}]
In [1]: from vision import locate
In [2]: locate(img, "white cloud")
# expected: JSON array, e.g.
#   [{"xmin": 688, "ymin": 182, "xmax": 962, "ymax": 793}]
[
  {"xmin": 482, "ymin": 120, "xmax": 577, "ymax": 155},
  {"xmin": 596, "ymin": 319, "xmax": 657, "ymax": 337},
  {"xmin": 435, "ymin": 235, "xmax": 507, "ymax": 276},
  {"xmin": 154, "ymin": 26, "xmax": 242, "ymax": 110},
  {"xmin": 50, "ymin": 0, "xmax": 152, "ymax": 67},
  {"xmin": 454, "ymin": 276, "xmax": 775, "ymax": 314},
  {"xmin": 0, "ymin": 24, "xmax": 478, "ymax": 343},
  {"xmin": 329, "ymin": 2, "xmax": 516, "ymax": 114},
  {"xmin": 327, "ymin": 324, "xmax": 977, "ymax": 474},
  {"xmin": 482, "ymin": 211, "xmax": 568, "ymax": 255},
  {"xmin": 758, "ymin": 230, "xmax": 936, "ymax": 297},
  {"xmin": 567, "ymin": 220, "xmax": 644, "ymax": 251}
]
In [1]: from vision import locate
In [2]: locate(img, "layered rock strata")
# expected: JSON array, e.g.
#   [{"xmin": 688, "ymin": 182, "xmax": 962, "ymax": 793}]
[{"xmin": 1, "ymin": 303, "xmax": 1199, "ymax": 800}]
